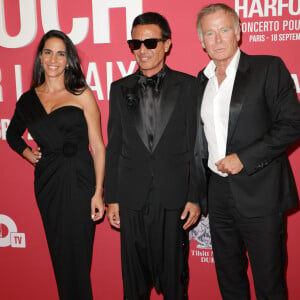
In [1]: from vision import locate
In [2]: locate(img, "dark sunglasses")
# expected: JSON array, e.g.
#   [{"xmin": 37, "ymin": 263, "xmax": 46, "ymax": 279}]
[{"xmin": 127, "ymin": 38, "xmax": 165, "ymax": 50}]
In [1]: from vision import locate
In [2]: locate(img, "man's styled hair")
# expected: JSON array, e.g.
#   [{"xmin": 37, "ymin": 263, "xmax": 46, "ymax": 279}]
[
  {"xmin": 196, "ymin": 3, "xmax": 240, "ymax": 41},
  {"xmin": 131, "ymin": 12, "xmax": 171, "ymax": 40}
]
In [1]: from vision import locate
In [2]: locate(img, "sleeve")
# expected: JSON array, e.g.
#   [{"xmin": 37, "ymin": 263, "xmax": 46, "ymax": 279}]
[
  {"xmin": 237, "ymin": 56, "xmax": 300, "ymax": 175},
  {"xmin": 6, "ymin": 105, "xmax": 29, "ymax": 156},
  {"xmin": 104, "ymin": 82, "xmax": 123, "ymax": 204}
]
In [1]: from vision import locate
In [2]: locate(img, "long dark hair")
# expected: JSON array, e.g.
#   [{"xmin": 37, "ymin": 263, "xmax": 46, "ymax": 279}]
[{"xmin": 31, "ymin": 30, "xmax": 87, "ymax": 95}]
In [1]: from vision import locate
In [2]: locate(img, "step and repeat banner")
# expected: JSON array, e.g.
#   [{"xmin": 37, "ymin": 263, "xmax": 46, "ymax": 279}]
[{"xmin": 1, "ymin": 0, "xmax": 299, "ymax": 299}]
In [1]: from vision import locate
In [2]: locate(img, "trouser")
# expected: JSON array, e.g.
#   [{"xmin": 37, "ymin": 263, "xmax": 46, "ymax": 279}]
[
  {"xmin": 208, "ymin": 173, "xmax": 287, "ymax": 300},
  {"xmin": 120, "ymin": 197, "xmax": 189, "ymax": 300}
]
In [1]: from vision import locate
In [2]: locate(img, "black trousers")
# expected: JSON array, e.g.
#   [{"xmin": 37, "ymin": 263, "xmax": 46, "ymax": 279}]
[
  {"xmin": 120, "ymin": 197, "xmax": 189, "ymax": 300},
  {"xmin": 208, "ymin": 173, "xmax": 287, "ymax": 300}
]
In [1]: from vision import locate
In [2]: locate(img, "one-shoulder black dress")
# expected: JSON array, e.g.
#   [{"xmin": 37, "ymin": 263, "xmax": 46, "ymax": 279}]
[{"xmin": 6, "ymin": 89, "xmax": 96, "ymax": 300}]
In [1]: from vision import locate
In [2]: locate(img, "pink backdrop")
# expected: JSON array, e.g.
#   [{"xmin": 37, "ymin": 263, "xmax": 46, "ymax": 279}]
[{"xmin": 0, "ymin": 0, "xmax": 299, "ymax": 299}]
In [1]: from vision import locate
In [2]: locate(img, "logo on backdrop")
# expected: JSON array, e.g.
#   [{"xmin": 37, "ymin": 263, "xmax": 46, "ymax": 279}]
[
  {"xmin": 235, "ymin": 0, "xmax": 300, "ymax": 43},
  {"xmin": 0, "ymin": 0, "xmax": 143, "ymax": 48},
  {"xmin": 189, "ymin": 215, "xmax": 214, "ymax": 263},
  {"xmin": 0, "ymin": 214, "xmax": 26, "ymax": 248}
]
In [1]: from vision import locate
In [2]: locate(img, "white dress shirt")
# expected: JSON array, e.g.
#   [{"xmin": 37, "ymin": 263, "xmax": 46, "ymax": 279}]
[{"xmin": 201, "ymin": 49, "xmax": 241, "ymax": 177}]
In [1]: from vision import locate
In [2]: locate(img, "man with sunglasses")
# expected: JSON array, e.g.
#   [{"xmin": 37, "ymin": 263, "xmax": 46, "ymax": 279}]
[{"xmin": 105, "ymin": 12, "xmax": 207, "ymax": 300}]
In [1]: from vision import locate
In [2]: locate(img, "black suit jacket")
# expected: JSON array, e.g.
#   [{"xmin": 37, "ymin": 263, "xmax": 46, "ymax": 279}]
[
  {"xmin": 105, "ymin": 66, "xmax": 207, "ymax": 212},
  {"xmin": 196, "ymin": 52, "xmax": 300, "ymax": 217}
]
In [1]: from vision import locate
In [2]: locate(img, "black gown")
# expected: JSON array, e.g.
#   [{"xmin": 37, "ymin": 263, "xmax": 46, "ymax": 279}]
[{"xmin": 6, "ymin": 89, "xmax": 96, "ymax": 300}]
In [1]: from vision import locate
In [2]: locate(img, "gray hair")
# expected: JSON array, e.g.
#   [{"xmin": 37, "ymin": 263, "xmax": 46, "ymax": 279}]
[{"xmin": 196, "ymin": 3, "xmax": 240, "ymax": 41}]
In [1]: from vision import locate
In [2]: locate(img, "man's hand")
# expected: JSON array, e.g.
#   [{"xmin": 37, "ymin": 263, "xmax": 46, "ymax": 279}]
[
  {"xmin": 215, "ymin": 153, "xmax": 244, "ymax": 175},
  {"xmin": 107, "ymin": 203, "xmax": 120, "ymax": 229},
  {"xmin": 181, "ymin": 202, "xmax": 200, "ymax": 230}
]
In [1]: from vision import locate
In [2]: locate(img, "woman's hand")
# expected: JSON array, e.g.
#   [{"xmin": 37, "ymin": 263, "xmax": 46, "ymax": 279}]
[
  {"xmin": 22, "ymin": 147, "xmax": 42, "ymax": 165},
  {"xmin": 91, "ymin": 188, "xmax": 105, "ymax": 221}
]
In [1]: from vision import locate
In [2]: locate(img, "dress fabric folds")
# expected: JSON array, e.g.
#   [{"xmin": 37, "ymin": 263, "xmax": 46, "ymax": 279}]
[{"xmin": 7, "ymin": 89, "xmax": 95, "ymax": 300}]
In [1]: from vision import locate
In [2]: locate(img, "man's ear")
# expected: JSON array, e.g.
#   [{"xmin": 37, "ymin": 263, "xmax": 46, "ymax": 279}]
[
  {"xmin": 164, "ymin": 39, "xmax": 172, "ymax": 53},
  {"xmin": 200, "ymin": 39, "xmax": 206, "ymax": 49},
  {"xmin": 236, "ymin": 27, "xmax": 241, "ymax": 43}
]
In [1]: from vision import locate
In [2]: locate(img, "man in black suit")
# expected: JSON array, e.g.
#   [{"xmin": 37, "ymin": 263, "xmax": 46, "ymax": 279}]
[
  {"xmin": 195, "ymin": 3, "xmax": 300, "ymax": 300},
  {"xmin": 105, "ymin": 12, "xmax": 207, "ymax": 299}
]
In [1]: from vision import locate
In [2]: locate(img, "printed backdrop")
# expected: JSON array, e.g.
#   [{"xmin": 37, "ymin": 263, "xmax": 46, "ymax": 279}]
[{"xmin": 0, "ymin": 0, "xmax": 299, "ymax": 299}]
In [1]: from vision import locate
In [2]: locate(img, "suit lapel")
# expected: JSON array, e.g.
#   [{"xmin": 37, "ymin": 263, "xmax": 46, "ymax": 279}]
[
  {"xmin": 122, "ymin": 67, "xmax": 182, "ymax": 153},
  {"xmin": 227, "ymin": 52, "xmax": 249, "ymax": 145},
  {"xmin": 196, "ymin": 71, "xmax": 208, "ymax": 130},
  {"xmin": 121, "ymin": 72, "xmax": 150, "ymax": 151},
  {"xmin": 152, "ymin": 68, "xmax": 180, "ymax": 151},
  {"xmin": 195, "ymin": 71, "xmax": 209, "ymax": 157}
]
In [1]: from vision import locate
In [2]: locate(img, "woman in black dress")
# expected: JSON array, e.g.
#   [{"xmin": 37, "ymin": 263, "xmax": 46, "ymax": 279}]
[{"xmin": 6, "ymin": 30, "xmax": 105, "ymax": 300}]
